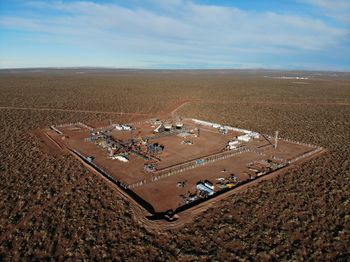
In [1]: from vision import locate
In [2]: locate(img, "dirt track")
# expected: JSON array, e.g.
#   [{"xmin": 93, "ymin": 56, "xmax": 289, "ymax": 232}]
[
  {"xmin": 2, "ymin": 99, "xmax": 345, "ymax": 119},
  {"xmin": 198, "ymin": 100, "xmax": 350, "ymax": 106},
  {"xmin": 0, "ymin": 106, "xmax": 150, "ymax": 116},
  {"xmin": 156, "ymin": 99, "xmax": 193, "ymax": 118},
  {"xmin": 157, "ymin": 98, "xmax": 350, "ymax": 123}
]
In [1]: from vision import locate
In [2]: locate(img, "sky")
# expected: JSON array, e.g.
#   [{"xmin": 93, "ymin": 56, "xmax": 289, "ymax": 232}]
[{"xmin": 0, "ymin": 0, "xmax": 349, "ymax": 70}]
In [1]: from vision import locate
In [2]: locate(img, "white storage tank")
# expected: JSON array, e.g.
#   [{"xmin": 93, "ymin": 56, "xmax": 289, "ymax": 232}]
[{"xmin": 164, "ymin": 123, "xmax": 172, "ymax": 131}]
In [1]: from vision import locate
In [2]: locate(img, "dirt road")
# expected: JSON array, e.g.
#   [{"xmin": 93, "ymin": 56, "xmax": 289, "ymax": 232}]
[
  {"xmin": 0, "ymin": 106, "xmax": 150, "ymax": 116},
  {"xmin": 197, "ymin": 100, "xmax": 350, "ymax": 107},
  {"xmin": 155, "ymin": 99, "xmax": 193, "ymax": 119}
]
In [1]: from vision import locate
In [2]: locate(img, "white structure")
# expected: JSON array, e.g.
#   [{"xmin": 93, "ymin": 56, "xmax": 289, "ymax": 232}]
[
  {"xmin": 219, "ymin": 126, "xmax": 228, "ymax": 134},
  {"xmin": 228, "ymin": 140, "xmax": 240, "ymax": 149},
  {"xmin": 164, "ymin": 123, "xmax": 172, "ymax": 131},
  {"xmin": 116, "ymin": 124, "xmax": 132, "ymax": 131},
  {"xmin": 248, "ymin": 132, "xmax": 260, "ymax": 139},
  {"xmin": 196, "ymin": 183, "xmax": 214, "ymax": 196},
  {"xmin": 204, "ymin": 181, "xmax": 215, "ymax": 191},
  {"xmin": 229, "ymin": 140, "xmax": 239, "ymax": 146},
  {"xmin": 154, "ymin": 124, "xmax": 163, "ymax": 133},
  {"xmin": 192, "ymin": 119, "xmax": 252, "ymax": 134},
  {"xmin": 192, "ymin": 119, "xmax": 215, "ymax": 127},
  {"xmin": 112, "ymin": 155, "xmax": 129, "ymax": 162},
  {"xmin": 275, "ymin": 131, "xmax": 279, "ymax": 149},
  {"xmin": 237, "ymin": 134, "xmax": 251, "ymax": 142},
  {"xmin": 175, "ymin": 122, "xmax": 184, "ymax": 129}
]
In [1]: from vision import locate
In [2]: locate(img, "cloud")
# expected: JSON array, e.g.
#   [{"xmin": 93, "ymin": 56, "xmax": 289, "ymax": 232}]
[
  {"xmin": 298, "ymin": 0, "xmax": 350, "ymax": 23},
  {"xmin": 1, "ymin": 0, "xmax": 349, "ymax": 69},
  {"xmin": 301, "ymin": 0, "xmax": 350, "ymax": 10}
]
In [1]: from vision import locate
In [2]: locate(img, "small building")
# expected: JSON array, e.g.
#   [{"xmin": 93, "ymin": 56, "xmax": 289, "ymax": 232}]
[
  {"xmin": 229, "ymin": 140, "xmax": 239, "ymax": 146},
  {"xmin": 237, "ymin": 134, "xmax": 251, "ymax": 142},
  {"xmin": 227, "ymin": 140, "xmax": 240, "ymax": 150}
]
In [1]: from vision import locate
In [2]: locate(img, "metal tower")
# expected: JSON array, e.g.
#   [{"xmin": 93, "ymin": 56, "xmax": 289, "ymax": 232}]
[{"xmin": 275, "ymin": 131, "xmax": 279, "ymax": 149}]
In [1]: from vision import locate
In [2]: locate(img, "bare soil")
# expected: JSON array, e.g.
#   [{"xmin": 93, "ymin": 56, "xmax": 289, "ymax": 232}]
[
  {"xmin": 48, "ymin": 115, "xmax": 319, "ymax": 214},
  {"xmin": 0, "ymin": 70, "xmax": 349, "ymax": 260}
]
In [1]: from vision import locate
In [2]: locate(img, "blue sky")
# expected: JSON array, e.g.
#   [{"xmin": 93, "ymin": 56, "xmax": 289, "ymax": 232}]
[{"xmin": 0, "ymin": 0, "xmax": 349, "ymax": 70}]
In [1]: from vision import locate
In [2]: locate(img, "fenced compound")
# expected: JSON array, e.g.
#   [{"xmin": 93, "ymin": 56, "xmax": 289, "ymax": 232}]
[{"xmin": 47, "ymin": 117, "xmax": 325, "ymax": 219}]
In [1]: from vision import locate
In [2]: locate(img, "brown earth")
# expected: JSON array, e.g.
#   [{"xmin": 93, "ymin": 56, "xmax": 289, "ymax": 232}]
[
  {"xmin": 0, "ymin": 106, "xmax": 150, "ymax": 116},
  {"xmin": 0, "ymin": 70, "xmax": 349, "ymax": 260},
  {"xmin": 47, "ymin": 115, "xmax": 318, "ymax": 214}
]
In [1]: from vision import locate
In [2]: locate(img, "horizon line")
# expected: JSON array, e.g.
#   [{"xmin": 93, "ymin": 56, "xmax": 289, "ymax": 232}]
[{"xmin": 1, "ymin": 66, "xmax": 349, "ymax": 73}]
